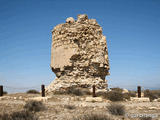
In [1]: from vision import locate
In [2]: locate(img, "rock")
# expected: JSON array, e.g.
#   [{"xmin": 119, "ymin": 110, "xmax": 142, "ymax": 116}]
[
  {"xmin": 122, "ymin": 89, "xmax": 129, "ymax": 93},
  {"xmin": 25, "ymin": 96, "xmax": 51, "ymax": 102},
  {"xmin": 66, "ymin": 17, "xmax": 75, "ymax": 23},
  {"xmin": 131, "ymin": 97, "xmax": 150, "ymax": 102},
  {"xmin": 148, "ymin": 107, "xmax": 159, "ymax": 110},
  {"xmin": 47, "ymin": 14, "xmax": 110, "ymax": 93},
  {"xmin": 85, "ymin": 97, "xmax": 103, "ymax": 102},
  {"xmin": 157, "ymin": 98, "xmax": 160, "ymax": 102}
]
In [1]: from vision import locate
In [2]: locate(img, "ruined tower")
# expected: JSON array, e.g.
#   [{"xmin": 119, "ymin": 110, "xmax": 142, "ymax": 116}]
[{"xmin": 46, "ymin": 14, "xmax": 110, "ymax": 93}]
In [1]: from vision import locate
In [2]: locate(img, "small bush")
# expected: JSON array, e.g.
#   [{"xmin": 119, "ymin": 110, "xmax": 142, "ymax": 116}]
[
  {"xmin": 26, "ymin": 89, "xmax": 40, "ymax": 94},
  {"xmin": 110, "ymin": 87, "xmax": 123, "ymax": 93},
  {"xmin": 54, "ymin": 87, "xmax": 90, "ymax": 96},
  {"xmin": 66, "ymin": 87, "xmax": 83, "ymax": 96},
  {"xmin": 24, "ymin": 100, "xmax": 45, "ymax": 112},
  {"xmin": 0, "ymin": 111, "xmax": 38, "ymax": 120},
  {"xmin": 3, "ymin": 91, "xmax": 8, "ymax": 95},
  {"xmin": 140, "ymin": 117, "xmax": 152, "ymax": 120},
  {"xmin": 107, "ymin": 103, "xmax": 125, "ymax": 116},
  {"xmin": 73, "ymin": 113, "xmax": 112, "ymax": 120},
  {"xmin": 0, "ymin": 113, "xmax": 11, "ymax": 120},
  {"xmin": 144, "ymin": 89, "xmax": 158, "ymax": 102},
  {"xmin": 128, "ymin": 91, "xmax": 136, "ymax": 97},
  {"xmin": 123, "ymin": 93, "xmax": 130, "ymax": 100},
  {"xmin": 96, "ymin": 91, "xmax": 108, "ymax": 98},
  {"xmin": 64, "ymin": 104, "xmax": 76, "ymax": 110},
  {"xmin": 107, "ymin": 91, "xmax": 124, "ymax": 101}
]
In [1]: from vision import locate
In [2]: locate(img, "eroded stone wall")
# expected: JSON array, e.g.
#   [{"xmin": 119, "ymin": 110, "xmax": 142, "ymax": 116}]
[{"xmin": 46, "ymin": 14, "xmax": 110, "ymax": 93}]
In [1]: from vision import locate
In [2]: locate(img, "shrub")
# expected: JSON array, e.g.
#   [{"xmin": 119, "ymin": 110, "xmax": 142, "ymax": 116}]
[
  {"xmin": 110, "ymin": 87, "xmax": 123, "ymax": 93},
  {"xmin": 107, "ymin": 91, "xmax": 124, "ymax": 101},
  {"xmin": 128, "ymin": 91, "xmax": 136, "ymax": 97},
  {"xmin": 66, "ymin": 87, "xmax": 83, "ymax": 96},
  {"xmin": 0, "ymin": 113, "xmax": 11, "ymax": 120},
  {"xmin": 26, "ymin": 89, "xmax": 40, "ymax": 94},
  {"xmin": 140, "ymin": 117, "xmax": 152, "ymax": 120},
  {"xmin": 24, "ymin": 100, "xmax": 45, "ymax": 112},
  {"xmin": 64, "ymin": 104, "xmax": 76, "ymax": 110},
  {"xmin": 144, "ymin": 89, "xmax": 158, "ymax": 102},
  {"xmin": 123, "ymin": 93, "xmax": 130, "ymax": 100},
  {"xmin": 73, "ymin": 113, "xmax": 112, "ymax": 120},
  {"xmin": 107, "ymin": 103, "xmax": 125, "ymax": 116},
  {"xmin": 3, "ymin": 91, "xmax": 8, "ymax": 95},
  {"xmin": 96, "ymin": 91, "xmax": 108, "ymax": 98},
  {"xmin": 54, "ymin": 87, "xmax": 90, "ymax": 96},
  {"xmin": 0, "ymin": 111, "xmax": 38, "ymax": 120}
]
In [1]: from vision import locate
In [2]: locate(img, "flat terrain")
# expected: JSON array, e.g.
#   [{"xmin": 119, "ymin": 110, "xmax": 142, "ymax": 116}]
[{"xmin": 0, "ymin": 93, "xmax": 160, "ymax": 120}]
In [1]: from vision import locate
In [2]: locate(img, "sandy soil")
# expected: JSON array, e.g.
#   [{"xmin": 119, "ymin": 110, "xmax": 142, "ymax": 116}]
[{"xmin": 0, "ymin": 93, "xmax": 160, "ymax": 120}]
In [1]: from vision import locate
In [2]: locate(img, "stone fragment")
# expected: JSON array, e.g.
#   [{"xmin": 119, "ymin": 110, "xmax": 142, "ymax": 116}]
[
  {"xmin": 130, "ymin": 97, "xmax": 150, "ymax": 102},
  {"xmin": 85, "ymin": 97, "xmax": 103, "ymax": 102},
  {"xmin": 66, "ymin": 17, "xmax": 75, "ymax": 23},
  {"xmin": 122, "ymin": 88, "xmax": 129, "ymax": 94}
]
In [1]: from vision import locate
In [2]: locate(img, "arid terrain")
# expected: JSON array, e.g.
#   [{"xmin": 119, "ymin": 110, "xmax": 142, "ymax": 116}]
[{"xmin": 0, "ymin": 90, "xmax": 160, "ymax": 120}]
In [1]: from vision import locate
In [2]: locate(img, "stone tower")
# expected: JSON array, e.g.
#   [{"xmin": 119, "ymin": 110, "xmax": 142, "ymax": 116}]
[{"xmin": 46, "ymin": 14, "xmax": 110, "ymax": 93}]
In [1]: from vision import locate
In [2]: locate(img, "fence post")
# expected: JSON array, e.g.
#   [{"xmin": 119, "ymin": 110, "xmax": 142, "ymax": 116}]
[
  {"xmin": 137, "ymin": 86, "xmax": 141, "ymax": 98},
  {"xmin": 92, "ymin": 85, "xmax": 96, "ymax": 97},
  {"xmin": 41, "ymin": 85, "xmax": 45, "ymax": 97},
  {"xmin": 0, "ymin": 85, "xmax": 3, "ymax": 97}
]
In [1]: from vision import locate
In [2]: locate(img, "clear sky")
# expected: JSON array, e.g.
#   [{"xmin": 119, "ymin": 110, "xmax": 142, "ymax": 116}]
[{"xmin": 0, "ymin": 0, "xmax": 160, "ymax": 92}]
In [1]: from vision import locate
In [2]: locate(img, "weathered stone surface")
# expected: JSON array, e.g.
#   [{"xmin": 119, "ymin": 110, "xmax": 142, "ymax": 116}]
[
  {"xmin": 46, "ymin": 14, "xmax": 110, "ymax": 93},
  {"xmin": 131, "ymin": 97, "xmax": 150, "ymax": 102},
  {"xmin": 85, "ymin": 97, "xmax": 103, "ymax": 102}
]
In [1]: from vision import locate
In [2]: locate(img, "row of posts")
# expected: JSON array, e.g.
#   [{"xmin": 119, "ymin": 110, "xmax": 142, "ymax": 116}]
[
  {"xmin": 0, "ymin": 85, "xmax": 45, "ymax": 97},
  {"xmin": 0, "ymin": 85, "xmax": 142, "ymax": 98}
]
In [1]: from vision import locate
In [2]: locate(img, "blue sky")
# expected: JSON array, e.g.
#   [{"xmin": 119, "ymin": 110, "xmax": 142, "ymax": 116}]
[{"xmin": 0, "ymin": 0, "xmax": 160, "ymax": 92}]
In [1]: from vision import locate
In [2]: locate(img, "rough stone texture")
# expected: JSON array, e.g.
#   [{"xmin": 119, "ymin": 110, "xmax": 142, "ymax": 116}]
[{"xmin": 46, "ymin": 14, "xmax": 110, "ymax": 93}]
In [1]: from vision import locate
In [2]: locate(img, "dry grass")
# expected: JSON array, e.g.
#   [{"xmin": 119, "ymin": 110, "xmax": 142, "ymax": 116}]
[
  {"xmin": 107, "ymin": 103, "xmax": 125, "ymax": 116},
  {"xmin": 24, "ymin": 100, "xmax": 45, "ymax": 112},
  {"xmin": 73, "ymin": 113, "xmax": 112, "ymax": 120},
  {"xmin": 0, "ymin": 110, "xmax": 38, "ymax": 120},
  {"xmin": 26, "ymin": 89, "xmax": 40, "ymax": 94}
]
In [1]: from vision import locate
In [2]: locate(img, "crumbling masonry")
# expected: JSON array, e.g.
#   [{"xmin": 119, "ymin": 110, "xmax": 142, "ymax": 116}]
[{"xmin": 46, "ymin": 14, "xmax": 110, "ymax": 93}]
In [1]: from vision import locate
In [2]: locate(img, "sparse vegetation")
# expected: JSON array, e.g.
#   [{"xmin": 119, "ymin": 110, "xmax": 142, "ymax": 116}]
[
  {"xmin": 54, "ymin": 86, "xmax": 91, "ymax": 96},
  {"xmin": 26, "ymin": 89, "xmax": 40, "ymax": 94},
  {"xmin": 64, "ymin": 104, "xmax": 76, "ymax": 110},
  {"xmin": 144, "ymin": 89, "xmax": 158, "ymax": 102},
  {"xmin": 123, "ymin": 93, "xmax": 131, "ymax": 100},
  {"xmin": 3, "ymin": 91, "xmax": 8, "ymax": 95},
  {"xmin": 73, "ymin": 113, "xmax": 112, "ymax": 120},
  {"xmin": 110, "ymin": 87, "xmax": 123, "ymax": 93},
  {"xmin": 128, "ymin": 91, "xmax": 136, "ymax": 97},
  {"xmin": 96, "ymin": 91, "xmax": 108, "ymax": 98},
  {"xmin": 67, "ymin": 87, "xmax": 83, "ymax": 96},
  {"xmin": 140, "ymin": 117, "xmax": 152, "ymax": 120},
  {"xmin": 107, "ymin": 91, "xmax": 124, "ymax": 101},
  {"xmin": 0, "ymin": 110, "xmax": 38, "ymax": 120},
  {"xmin": 107, "ymin": 103, "xmax": 125, "ymax": 116},
  {"xmin": 24, "ymin": 100, "xmax": 45, "ymax": 112}
]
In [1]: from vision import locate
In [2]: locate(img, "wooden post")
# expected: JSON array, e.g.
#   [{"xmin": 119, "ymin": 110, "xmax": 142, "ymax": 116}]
[
  {"xmin": 137, "ymin": 86, "xmax": 141, "ymax": 98},
  {"xmin": 0, "ymin": 85, "xmax": 3, "ymax": 97},
  {"xmin": 41, "ymin": 85, "xmax": 45, "ymax": 97},
  {"xmin": 92, "ymin": 85, "xmax": 96, "ymax": 97}
]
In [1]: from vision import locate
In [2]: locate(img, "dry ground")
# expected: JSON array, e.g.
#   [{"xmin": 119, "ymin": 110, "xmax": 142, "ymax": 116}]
[{"xmin": 0, "ymin": 93, "xmax": 160, "ymax": 120}]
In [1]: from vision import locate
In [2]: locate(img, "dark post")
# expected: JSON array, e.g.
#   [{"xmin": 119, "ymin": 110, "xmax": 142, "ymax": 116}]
[
  {"xmin": 0, "ymin": 85, "xmax": 3, "ymax": 97},
  {"xmin": 137, "ymin": 86, "xmax": 141, "ymax": 98},
  {"xmin": 41, "ymin": 85, "xmax": 45, "ymax": 97},
  {"xmin": 92, "ymin": 85, "xmax": 96, "ymax": 97}
]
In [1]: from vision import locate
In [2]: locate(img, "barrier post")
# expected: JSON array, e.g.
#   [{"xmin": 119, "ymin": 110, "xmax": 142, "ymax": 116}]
[
  {"xmin": 137, "ymin": 86, "xmax": 141, "ymax": 98},
  {"xmin": 0, "ymin": 85, "xmax": 3, "ymax": 97},
  {"xmin": 92, "ymin": 85, "xmax": 96, "ymax": 97},
  {"xmin": 41, "ymin": 85, "xmax": 45, "ymax": 97}
]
